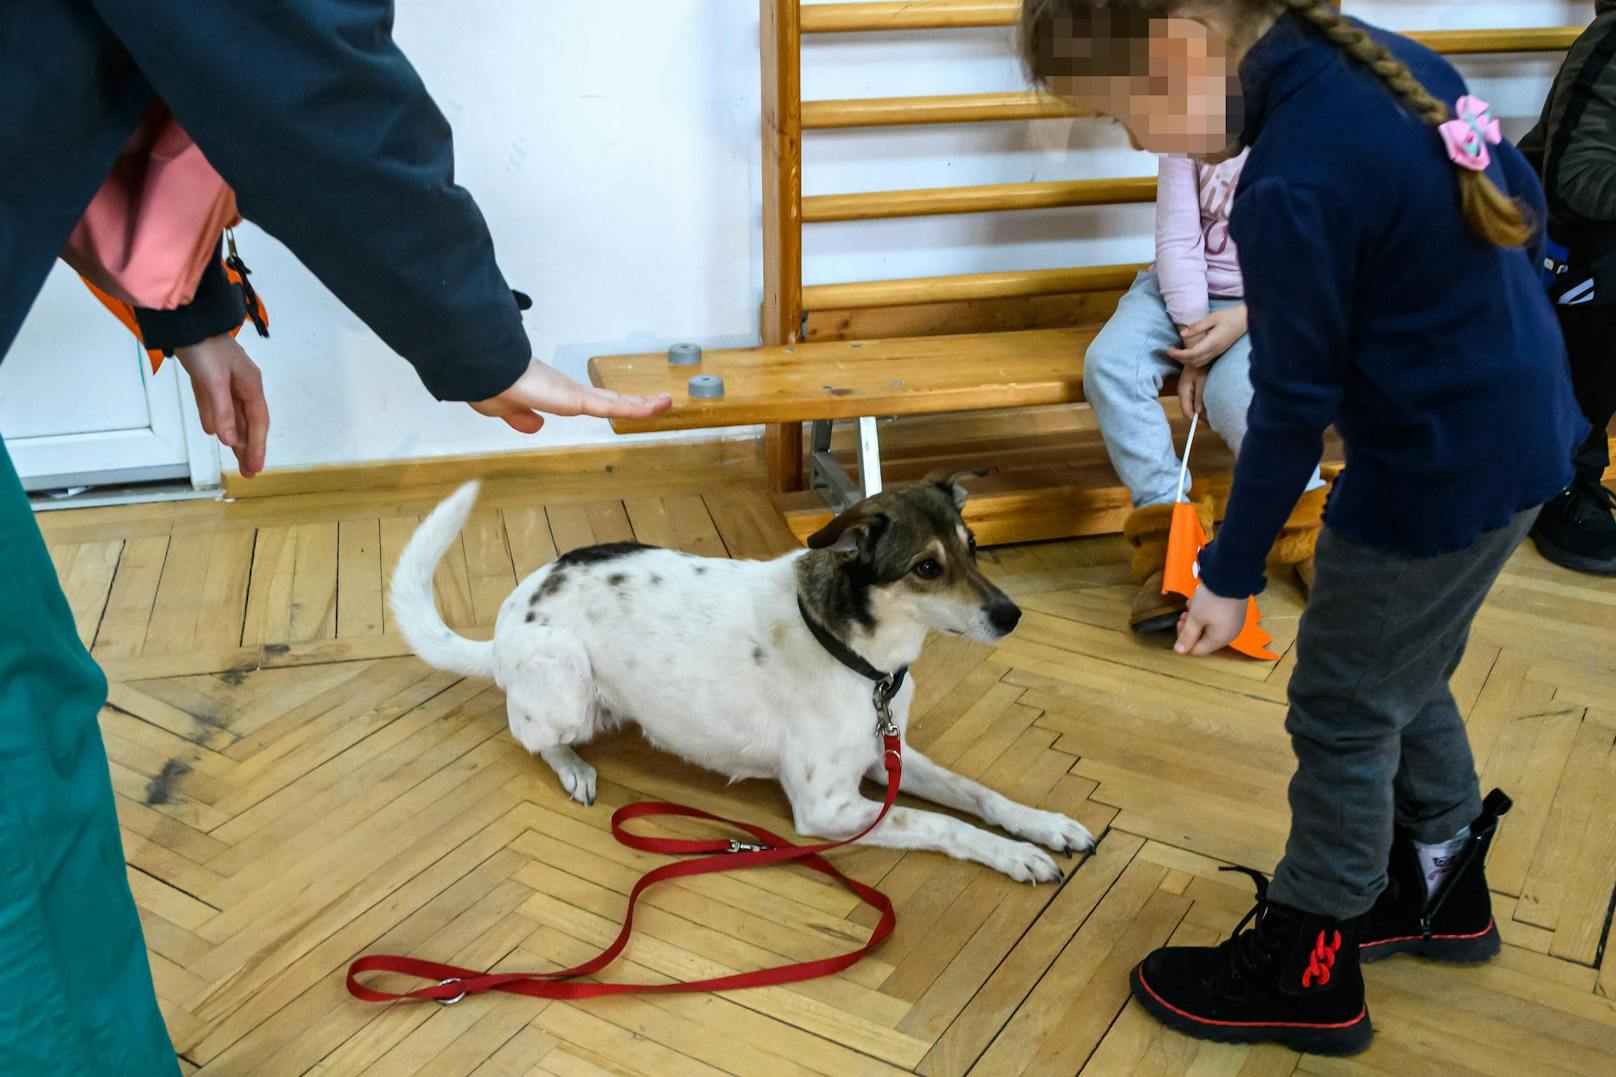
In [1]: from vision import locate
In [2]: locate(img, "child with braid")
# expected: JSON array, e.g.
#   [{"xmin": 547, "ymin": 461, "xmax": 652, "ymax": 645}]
[{"xmin": 1023, "ymin": 0, "xmax": 1586, "ymax": 1054}]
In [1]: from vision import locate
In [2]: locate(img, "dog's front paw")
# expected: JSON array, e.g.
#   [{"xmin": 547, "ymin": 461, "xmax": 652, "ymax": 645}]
[
  {"xmin": 1007, "ymin": 809, "xmax": 1096, "ymax": 856},
  {"xmin": 538, "ymin": 746, "xmax": 598, "ymax": 807},
  {"xmin": 994, "ymin": 841, "xmax": 1063, "ymax": 884},
  {"xmin": 557, "ymin": 764, "xmax": 597, "ymax": 807}
]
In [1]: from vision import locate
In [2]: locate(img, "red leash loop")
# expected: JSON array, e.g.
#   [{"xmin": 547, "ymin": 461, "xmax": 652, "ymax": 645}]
[{"xmin": 346, "ymin": 734, "xmax": 903, "ymax": 1004}]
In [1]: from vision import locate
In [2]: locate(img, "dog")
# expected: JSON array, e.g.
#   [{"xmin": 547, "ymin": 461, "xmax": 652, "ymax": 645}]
[{"xmin": 390, "ymin": 474, "xmax": 1095, "ymax": 882}]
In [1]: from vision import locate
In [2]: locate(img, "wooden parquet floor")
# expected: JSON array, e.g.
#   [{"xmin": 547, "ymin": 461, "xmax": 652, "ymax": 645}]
[{"xmin": 37, "ymin": 468, "xmax": 1616, "ymax": 1076}]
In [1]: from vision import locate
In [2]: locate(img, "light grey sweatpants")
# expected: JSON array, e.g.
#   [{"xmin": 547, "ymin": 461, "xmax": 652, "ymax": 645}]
[
  {"xmin": 1085, "ymin": 269, "xmax": 1321, "ymax": 506},
  {"xmin": 1267, "ymin": 510, "xmax": 1537, "ymax": 919}
]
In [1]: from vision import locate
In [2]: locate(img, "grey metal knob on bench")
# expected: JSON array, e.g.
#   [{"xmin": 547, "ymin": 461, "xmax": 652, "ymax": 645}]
[
  {"xmin": 688, "ymin": 374, "xmax": 724, "ymax": 399},
  {"xmin": 668, "ymin": 343, "xmax": 703, "ymax": 366}
]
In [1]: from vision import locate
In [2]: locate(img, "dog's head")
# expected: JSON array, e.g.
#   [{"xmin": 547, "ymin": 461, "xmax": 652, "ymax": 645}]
[{"xmin": 804, "ymin": 470, "xmax": 1020, "ymax": 642}]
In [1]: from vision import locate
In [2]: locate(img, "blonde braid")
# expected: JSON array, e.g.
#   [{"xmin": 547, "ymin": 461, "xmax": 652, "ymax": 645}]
[{"xmin": 1278, "ymin": 0, "xmax": 1533, "ymax": 247}]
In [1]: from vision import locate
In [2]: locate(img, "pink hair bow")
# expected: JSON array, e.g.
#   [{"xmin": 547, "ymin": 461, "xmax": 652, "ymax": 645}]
[{"xmin": 1439, "ymin": 95, "xmax": 1502, "ymax": 172}]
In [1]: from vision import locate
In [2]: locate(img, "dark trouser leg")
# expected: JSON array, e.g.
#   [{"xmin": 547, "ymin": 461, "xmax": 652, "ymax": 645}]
[
  {"xmin": 1268, "ymin": 512, "xmax": 1535, "ymax": 919},
  {"xmin": 0, "ymin": 440, "xmax": 178, "ymax": 1075},
  {"xmin": 1390, "ymin": 556, "xmax": 1511, "ymax": 844},
  {"xmin": 1559, "ymin": 304, "xmax": 1616, "ymax": 485}
]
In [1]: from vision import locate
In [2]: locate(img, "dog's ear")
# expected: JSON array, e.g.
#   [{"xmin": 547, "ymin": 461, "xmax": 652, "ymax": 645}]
[
  {"xmin": 807, "ymin": 510, "xmax": 887, "ymax": 560},
  {"xmin": 824, "ymin": 522, "xmax": 874, "ymax": 560},
  {"xmin": 923, "ymin": 468, "xmax": 988, "ymax": 511}
]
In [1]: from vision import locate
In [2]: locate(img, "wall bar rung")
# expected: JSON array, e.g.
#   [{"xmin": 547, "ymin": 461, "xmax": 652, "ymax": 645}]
[
  {"xmin": 802, "ymin": 264, "xmax": 1147, "ymax": 312},
  {"xmin": 802, "ymin": 177, "xmax": 1157, "ymax": 222}
]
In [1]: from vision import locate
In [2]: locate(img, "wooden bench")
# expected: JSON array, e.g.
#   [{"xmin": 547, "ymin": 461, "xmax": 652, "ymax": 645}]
[
  {"xmin": 590, "ymin": 328, "xmax": 1101, "ymax": 433},
  {"xmin": 592, "ymin": 1, "xmax": 1581, "ymax": 545},
  {"xmin": 591, "ymin": 327, "xmax": 1148, "ymax": 525}
]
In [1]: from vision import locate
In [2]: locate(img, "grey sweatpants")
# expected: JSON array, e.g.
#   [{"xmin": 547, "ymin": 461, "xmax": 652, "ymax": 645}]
[{"xmin": 1268, "ymin": 510, "xmax": 1537, "ymax": 920}]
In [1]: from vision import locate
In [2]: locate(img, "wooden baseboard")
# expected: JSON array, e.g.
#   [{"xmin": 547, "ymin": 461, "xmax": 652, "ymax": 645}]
[
  {"xmin": 779, "ymin": 466, "xmax": 1241, "ymax": 548},
  {"xmin": 779, "ymin": 480, "xmax": 1148, "ymax": 547},
  {"xmin": 222, "ymin": 434, "xmax": 762, "ymax": 499}
]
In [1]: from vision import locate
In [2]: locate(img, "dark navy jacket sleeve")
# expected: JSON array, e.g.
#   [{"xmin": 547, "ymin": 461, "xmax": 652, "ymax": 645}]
[
  {"xmin": 132, "ymin": 241, "xmax": 245, "ymax": 354},
  {"xmin": 1499, "ymin": 144, "xmax": 1549, "ymax": 270},
  {"xmin": 88, "ymin": 0, "xmax": 531, "ymax": 401},
  {"xmin": 1198, "ymin": 180, "xmax": 1357, "ymax": 598}
]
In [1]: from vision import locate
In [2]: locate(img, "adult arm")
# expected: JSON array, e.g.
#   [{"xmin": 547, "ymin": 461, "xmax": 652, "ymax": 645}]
[
  {"xmin": 91, "ymin": 0, "xmax": 531, "ymax": 402},
  {"xmin": 131, "ymin": 239, "xmax": 268, "ymax": 477},
  {"xmin": 1551, "ymin": 49, "xmax": 1616, "ymax": 224},
  {"xmin": 132, "ymin": 241, "xmax": 244, "ymax": 354}
]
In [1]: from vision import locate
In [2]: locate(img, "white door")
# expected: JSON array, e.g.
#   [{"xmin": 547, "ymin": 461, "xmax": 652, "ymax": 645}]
[{"xmin": 0, "ymin": 262, "xmax": 217, "ymax": 492}]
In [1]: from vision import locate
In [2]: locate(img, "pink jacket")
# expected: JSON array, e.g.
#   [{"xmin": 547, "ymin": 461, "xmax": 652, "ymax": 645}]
[
  {"xmin": 60, "ymin": 103, "xmax": 237, "ymax": 310},
  {"xmin": 1153, "ymin": 151, "xmax": 1248, "ymax": 327}
]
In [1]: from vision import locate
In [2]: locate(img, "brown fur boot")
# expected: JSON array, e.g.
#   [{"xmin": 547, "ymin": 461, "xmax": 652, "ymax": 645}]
[
  {"xmin": 1124, "ymin": 497, "xmax": 1214, "ymax": 634},
  {"xmin": 1268, "ymin": 471, "xmax": 1336, "ymax": 595}
]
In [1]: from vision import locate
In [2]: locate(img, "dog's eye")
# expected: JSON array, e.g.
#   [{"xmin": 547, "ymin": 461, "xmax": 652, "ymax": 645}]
[{"xmin": 913, "ymin": 558, "xmax": 944, "ymax": 580}]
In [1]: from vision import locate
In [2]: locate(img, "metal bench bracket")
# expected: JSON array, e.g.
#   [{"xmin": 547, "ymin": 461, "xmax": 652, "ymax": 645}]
[{"xmin": 808, "ymin": 417, "xmax": 883, "ymax": 514}]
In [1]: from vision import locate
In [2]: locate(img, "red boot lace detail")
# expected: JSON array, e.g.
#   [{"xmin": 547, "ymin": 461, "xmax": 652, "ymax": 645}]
[{"xmin": 1302, "ymin": 930, "xmax": 1342, "ymax": 988}]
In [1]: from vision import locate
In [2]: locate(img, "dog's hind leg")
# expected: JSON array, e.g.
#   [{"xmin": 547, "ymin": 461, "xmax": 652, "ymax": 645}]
[
  {"xmin": 782, "ymin": 770, "xmax": 1063, "ymax": 884},
  {"xmin": 505, "ymin": 652, "xmax": 599, "ymax": 807},
  {"xmin": 865, "ymin": 746, "xmax": 1095, "ymax": 855}
]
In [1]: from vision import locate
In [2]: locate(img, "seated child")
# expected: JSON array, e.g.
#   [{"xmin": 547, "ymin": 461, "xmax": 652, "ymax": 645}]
[{"xmin": 1084, "ymin": 150, "xmax": 1325, "ymax": 633}]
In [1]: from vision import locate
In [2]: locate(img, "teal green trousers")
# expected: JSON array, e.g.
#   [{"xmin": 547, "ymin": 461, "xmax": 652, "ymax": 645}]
[{"xmin": 0, "ymin": 439, "xmax": 177, "ymax": 1075}]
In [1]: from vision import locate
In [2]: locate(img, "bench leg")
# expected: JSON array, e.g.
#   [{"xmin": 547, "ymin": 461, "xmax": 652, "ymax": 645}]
[
  {"xmin": 856, "ymin": 416, "xmax": 883, "ymax": 499},
  {"xmin": 764, "ymin": 423, "xmax": 804, "ymax": 492},
  {"xmin": 808, "ymin": 417, "xmax": 883, "ymax": 513},
  {"xmin": 809, "ymin": 419, "xmax": 834, "ymax": 455},
  {"xmin": 809, "ymin": 420, "xmax": 856, "ymax": 511}
]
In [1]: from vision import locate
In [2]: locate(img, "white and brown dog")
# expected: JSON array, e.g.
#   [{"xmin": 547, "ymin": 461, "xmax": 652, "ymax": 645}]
[{"xmin": 391, "ymin": 475, "xmax": 1094, "ymax": 882}]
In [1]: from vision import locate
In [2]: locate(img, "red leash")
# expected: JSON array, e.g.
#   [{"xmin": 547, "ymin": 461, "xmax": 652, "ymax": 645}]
[{"xmin": 346, "ymin": 731, "xmax": 903, "ymax": 1004}]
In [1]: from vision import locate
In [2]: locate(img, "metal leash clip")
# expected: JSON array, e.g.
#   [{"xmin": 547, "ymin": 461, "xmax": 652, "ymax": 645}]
[
  {"xmin": 434, "ymin": 978, "xmax": 466, "ymax": 1006},
  {"xmin": 873, "ymin": 675, "xmax": 901, "ymax": 737},
  {"xmin": 726, "ymin": 840, "xmax": 768, "ymax": 854}
]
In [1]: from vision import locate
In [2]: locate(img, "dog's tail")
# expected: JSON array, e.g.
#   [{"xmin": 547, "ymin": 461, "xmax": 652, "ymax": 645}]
[{"xmin": 391, "ymin": 481, "xmax": 496, "ymax": 679}]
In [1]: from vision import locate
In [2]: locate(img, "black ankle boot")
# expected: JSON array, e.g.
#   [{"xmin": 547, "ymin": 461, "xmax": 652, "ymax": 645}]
[
  {"xmin": 1530, "ymin": 481, "xmax": 1616, "ymax": 575},
  {"xmin": 1360, "ymin": 789, "xmax": 1512, "ymax": 964},
  {"xmin": 1131, "ymin": 867, "xmax": 1372, "ymax": 1055}
]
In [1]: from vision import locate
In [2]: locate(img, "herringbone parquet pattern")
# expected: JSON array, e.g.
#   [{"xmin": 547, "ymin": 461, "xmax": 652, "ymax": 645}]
[{"xmin": 37, "ymin": 468, "xmax": 1616, "ymax": 1076}]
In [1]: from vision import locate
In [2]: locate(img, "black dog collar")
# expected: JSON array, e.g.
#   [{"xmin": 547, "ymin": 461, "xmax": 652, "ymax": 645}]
[{"xmin": 796, "ymin": 597, "xmax": 908, "ymax": 724}]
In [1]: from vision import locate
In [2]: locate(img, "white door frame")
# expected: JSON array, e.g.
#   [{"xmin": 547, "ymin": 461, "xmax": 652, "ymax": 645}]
[
  {"xmin": 6, "ymin": 350, "xmax": 219, "ymax": 492},
  {"xmin": 177, "ymin": 365, "xmax": 223, "ymax": 489}
]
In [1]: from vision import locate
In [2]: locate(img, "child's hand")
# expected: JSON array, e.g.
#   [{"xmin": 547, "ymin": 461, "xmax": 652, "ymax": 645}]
[
  {"xmin": 175, "ymin": 334, "xmax": 269, "ymax": 478},
  {"xmin": 1175, "ymin": 584, "xmax": 1246, "ymax": 655},
  {"xmin": 1177, "ymin": 365, "xmax": 1207, "ymax": 420},
  {"xmin": 470, "ymin": 358, "xmax": 672, "ymax": 434},
  {"xmin": 1169, "ymin": 305, "xmax": 1248, "ymax": 368}
]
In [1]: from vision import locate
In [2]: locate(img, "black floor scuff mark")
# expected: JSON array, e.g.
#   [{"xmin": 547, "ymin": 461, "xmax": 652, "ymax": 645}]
[{"xmin": 145, "ymin": 758, "xmax": 189, "ymax": 806}]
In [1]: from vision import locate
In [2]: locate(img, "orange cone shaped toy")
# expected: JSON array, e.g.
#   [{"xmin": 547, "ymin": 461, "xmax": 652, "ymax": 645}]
[{"xmin": 1161, "ymin": 415, "xmax": 1280, "ymax": 661}]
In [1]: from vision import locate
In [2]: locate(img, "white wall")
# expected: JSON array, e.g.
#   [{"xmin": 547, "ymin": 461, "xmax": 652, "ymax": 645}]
[{"xmin": 9, "ymin": 1, "xmax": 1594, "ymax": 471}]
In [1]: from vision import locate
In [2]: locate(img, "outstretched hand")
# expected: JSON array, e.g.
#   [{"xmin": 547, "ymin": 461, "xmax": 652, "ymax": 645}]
[
  {"xmin": 175, "ymin": 334, "xmax": 269, "ymax": 478},
  {"xmin": 470, "ymin": 358, "xmax": 671, "ymax": 434},
  {"xmin": 1175, "ymin": 583, "xmax": 1247, "ymax": 656}
]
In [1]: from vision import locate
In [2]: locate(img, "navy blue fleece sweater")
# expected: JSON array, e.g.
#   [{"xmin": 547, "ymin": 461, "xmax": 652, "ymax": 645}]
[{"xmin": 1197, "ymin": 14, "xmax": 1587, "ymax": 597}]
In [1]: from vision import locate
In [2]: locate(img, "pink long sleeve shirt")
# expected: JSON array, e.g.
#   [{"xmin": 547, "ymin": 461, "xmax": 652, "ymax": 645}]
[{"xmin": 1153, "ymin": 150, "xmax": 1249, "ymax": 327}]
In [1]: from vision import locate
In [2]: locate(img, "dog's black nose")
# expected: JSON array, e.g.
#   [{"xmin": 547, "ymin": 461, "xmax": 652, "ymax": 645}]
[{"xmin": 988, "ymin": 600, "xmax": 1021, "ymax": 634}]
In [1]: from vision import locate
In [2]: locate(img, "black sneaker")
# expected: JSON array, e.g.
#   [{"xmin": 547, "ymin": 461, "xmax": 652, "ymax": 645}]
[
  {"xmin": 1131, "ymin": 867, "xmax": 1372, "ymax": 1056},
  {"xmin": 1530, "ymin": 482, "xmax": 1616, "ymax": 575},
  {"xmin": 1360, "ymin": 789, "xmax": 1511, "ymax": 964}
]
